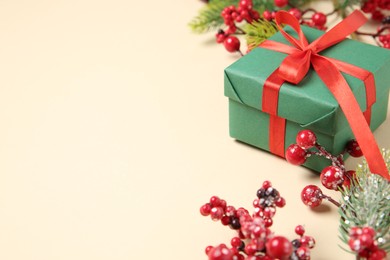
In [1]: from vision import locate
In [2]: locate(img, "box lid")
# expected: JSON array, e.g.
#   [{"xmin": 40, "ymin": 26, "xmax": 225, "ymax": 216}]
[{"xmin": 224, "ymin": 26, "xmax": 390, "ymax": 136}]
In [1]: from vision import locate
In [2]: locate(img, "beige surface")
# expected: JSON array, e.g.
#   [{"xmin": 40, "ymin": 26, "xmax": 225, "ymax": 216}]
[{"xmin": 0, "ymin": 1, "xmax": 388, "ymax": 259}]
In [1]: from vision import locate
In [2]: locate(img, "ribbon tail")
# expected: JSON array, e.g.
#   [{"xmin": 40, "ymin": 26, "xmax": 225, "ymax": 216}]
[{"xmin": 311, "ymin": 55, "xmax": 389, "ymax": 180}]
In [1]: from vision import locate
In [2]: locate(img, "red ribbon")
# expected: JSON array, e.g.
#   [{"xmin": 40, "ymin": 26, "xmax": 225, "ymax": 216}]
[{"xmin": 259, "ymin": 10, "xmax": 389, "ymax": 180}]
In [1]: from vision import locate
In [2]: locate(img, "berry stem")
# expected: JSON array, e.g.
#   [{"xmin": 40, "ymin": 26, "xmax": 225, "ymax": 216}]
[{"xmin": 321, "ymin": 194, "xmax": 341, "ymax": 207}]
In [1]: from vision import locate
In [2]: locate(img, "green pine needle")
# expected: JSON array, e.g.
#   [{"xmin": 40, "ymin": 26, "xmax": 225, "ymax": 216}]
[
  {"xmin": 245, "ymin": 19, "xmax": 279, "ymax": 50},
  {"xmin": 189, "ymin": 0, "xmax": 237, "ymax": 34},
  {"xmin": 338, "ymin": 149, "xmax": 390, "ymax": 254}
]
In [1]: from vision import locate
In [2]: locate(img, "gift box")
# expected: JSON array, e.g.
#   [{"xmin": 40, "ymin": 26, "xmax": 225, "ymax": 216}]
[{"xmin": 224, "ymin": 25, "xmax": 390, "ymax": 172}]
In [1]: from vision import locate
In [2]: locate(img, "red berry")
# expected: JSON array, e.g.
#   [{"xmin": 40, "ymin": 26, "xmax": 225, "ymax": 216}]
[
  {"xmin": 295, "ymin": 225, "xmax": 305, "ymax": 236},
  {"xmin": 263, "ymin": 10, "xmax": 273, "ymax": 21},
  {"xmin": 239, "ymin": 0, "xmax": 252, "ymax": 9},
  {"xmin": 359, "ymin": 233, "xmax": 374, "ymax": 248},
  {"xmin": 231, "ymin": 237, "xmax": 242, "ymax": 248},
  {"xmin": 266, "ymin": 236, "xmax": 293, "ymax": 260},
  {"xmin": 262, "ymin": 180, "xmax": 272, "ymax": 189},
  {"xmin": 263, "ymin": 207, "xmax": 276, "ymax": 218},
  {"xmin": 312, "ymin": 12, "xmax": 327, "ymax": 26},
  {"xmin": 362, "ymin": 227, "xmax": 375, "ymax": 237},
  {"xmin": 264, "ymin": 217, "xmax": 273, "ymax": 227},
  {"xmin": 300, "ymin": 236, "xmax": 315, "ymax": 249},
  {"xmin": 296, "ymin": 246, "xmax": 310, "ymax": 260},
  {"xmin": 286, "ymin": 144, "xmax": 307, "ymax": 165},
  {"xmin": 346, "ymin": 140, "xmax": 363, "ymax": 157},
  {"xmin": 208, "ymin": 244, "xmax": 234, "ymax": 260},
  {"xmin": 205, "ymin": 245, "xmax": 214, "ymax": 255},
  {"xmin": 349, "ymin": 227, "xmax": 363, "ymax": 238},
  {"xmin": 275, "ymin": 197, "xmax": 286, "ymax": 207},
  {"xmin": 245, "ymin": 243, "xmax": 257, "ymax": 256},
  {"xmin": 368, "ymin": 249, "xmax": 387, "ymax": 260},
  {"xmin": 225, "ymin": 205, "xmax": 236, "ymax": 217},
  {"xmin": 221, "ymin": 215, "xmax": 231, "ymax": 225},
  {"xmin": 200, "ymin": 203, "xmax": 212, "ymax": 216},
  {"xmin": 372, "ymin": 10, "xmax": 384, "ymax": 21},
  {"xmin": 288, "ymin": 8, "xmax": 302, "ymax": 20},
  {"xmin": 349, "ymin": 238, "xmax": 362, "ymax": 252},
  {"xmin": 320, "ymin": 166, "xmax": 344, "ymax": 190},
  {"xmin": 296, "ymin": 130, "xmax": 317, "ymax": 149},
  {"xmin": 274, "ymin": 0, "xmax": 288, "ymax": 7},
  {"xmin": 210, "ymin": 207, "xmax": 224, "ymax": 221},
  {"xmin": 210, "ymin": 196, "xmax": 221, "ymax": 207},
  {"xmin": 223, "ymin": 36, "xmax": 240, "ymax": 53},
  {"xmin": 301, "ymin": 185, "xmax": 323, "ymax": 208}
]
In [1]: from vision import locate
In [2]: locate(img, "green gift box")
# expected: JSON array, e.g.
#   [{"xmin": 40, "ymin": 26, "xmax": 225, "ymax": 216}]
[{"xmin": 224, "ymin": 25, "xmax": 390, "ymax": 172}]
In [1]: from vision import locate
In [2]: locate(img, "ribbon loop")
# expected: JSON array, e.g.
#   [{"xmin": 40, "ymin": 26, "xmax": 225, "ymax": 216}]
[{"xmin": 278, "ymin": 50, "xmax": 311, "ymax": 84}]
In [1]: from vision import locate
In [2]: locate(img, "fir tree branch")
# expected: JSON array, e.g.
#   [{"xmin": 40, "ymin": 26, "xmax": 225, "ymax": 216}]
[
  {"xmin": 245, "ymin": 19, "xmax": 279, "ymax": 50},
  {"xmin": 189, "ymin": 0, "xmax": 237, "ymax": 34},
  {"xmin": 338, "ymin": 149, "xmax": 390, "ymax": 255}
]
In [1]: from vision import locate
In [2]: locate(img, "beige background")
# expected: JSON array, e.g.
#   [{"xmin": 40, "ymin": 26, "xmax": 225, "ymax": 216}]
[{"xmin": 0, "ymin": 1, "xmax": 388, "ymax": 259}]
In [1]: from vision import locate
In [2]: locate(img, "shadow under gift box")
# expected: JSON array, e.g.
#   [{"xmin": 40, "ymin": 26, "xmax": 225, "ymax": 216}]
[{"xmin": 224, "ymin": 25, "xmax": 390, "ymax": 173}]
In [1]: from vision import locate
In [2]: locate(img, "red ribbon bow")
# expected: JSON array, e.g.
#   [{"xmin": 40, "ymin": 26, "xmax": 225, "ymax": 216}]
[{"xmin": 260, "ymin": 10, "xmax": 389, "ymax": 180}]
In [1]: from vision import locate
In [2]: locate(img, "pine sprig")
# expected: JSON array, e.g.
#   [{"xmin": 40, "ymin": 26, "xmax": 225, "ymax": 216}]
[
  {"xmin": 245, "ymin": 19, "xmax": 279, "ymax": 50},
  {"xmin": 338, "ymin": 149, "xmax": 390, "ymax": 254},
  {"xmin": 189, "ymin": 0, "xmax": 238, "ymax": 34}
]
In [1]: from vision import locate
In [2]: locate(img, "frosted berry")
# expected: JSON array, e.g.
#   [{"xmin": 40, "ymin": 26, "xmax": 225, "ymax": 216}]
[
  {"xmin": 296, "ymin": 246, "xmax": 310, "ymax": 260},
  {"xmin": 224, "ymin": 36, "xmax": 240, "ymax": 53},
  {"xmin": 286, "ymin": 144, "xmax": 307, "ymax": 165},
  {"xmin": 296, "ymin": 130, "xmax": 317, "ymax": 149},
  {"xmin": 207, "ymin": 244, "xmax": 234, "ymax": 260},
  {"xmin": 362, "ymin": 227, "xmax": 375, "ymax": 237},
  {"xmin": 320, "ymin": 166, "xmax": 344, "ymax": 190},
  {"xmin": 266, "ymin": 236, "xmax": 293, "ymax": 260},
  {"xmin": 301, "ymin": 185, "xmax": 323, "ymax": 208},
  {"xmin": 312, "ymin": 12, "xmax": 327, "ymax": 26},
  {"xmin": 300, "ymin": 236, "xmax": 315, "ymax": 249},
  {"xmin": 210, "ymin": 207, "xmax": 224, "ymax": 221},
  {"xmin": 346, "ymin": 140, "xmax": 363, "ymax": 157},
  {"xmin": 274, "ymin": 0, "xmax": 288, "ymax": 7}
]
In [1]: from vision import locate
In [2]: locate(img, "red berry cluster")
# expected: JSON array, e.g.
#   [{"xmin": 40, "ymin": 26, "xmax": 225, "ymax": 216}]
[
  {"xmin": 373, "ymin": 24, "xmax": 390, "ymax": 49},
  {"xmin": 262, "ymin": 8, "xmax": 327, "ymax": 31},
  {"xmin": 200, "ymin": 181, "xmax": 315, "ymax": 260},
  {"xmin": 348, "ymin": 227, "xmax": 387, "ymax": 260},
  {"xmin": 221, "ymin": 0, "xmax": 260, "ymax": 33},
  {"xmin": 361, "ymin": 0, "xmax": 390, "ymax": 22},
  {"xmin": 217, "ymin": 0, "xmax": 260, "ymax": 54},
  {"xmin": 285, "ymin": 130, "xmax": 362, "ymax": 209},
  {"xmin": 286, "ymin": 130, "xmax": 361, "ymax": 191}
]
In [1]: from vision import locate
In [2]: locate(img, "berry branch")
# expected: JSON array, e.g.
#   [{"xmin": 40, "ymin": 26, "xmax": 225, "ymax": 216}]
[
  {"xmin": 200, "ymin": 181, "xmax": 316, "ymax": 259},
  {"xmin": 285, "ymin": 130, "xmax": 390, "ymax": 259}
]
